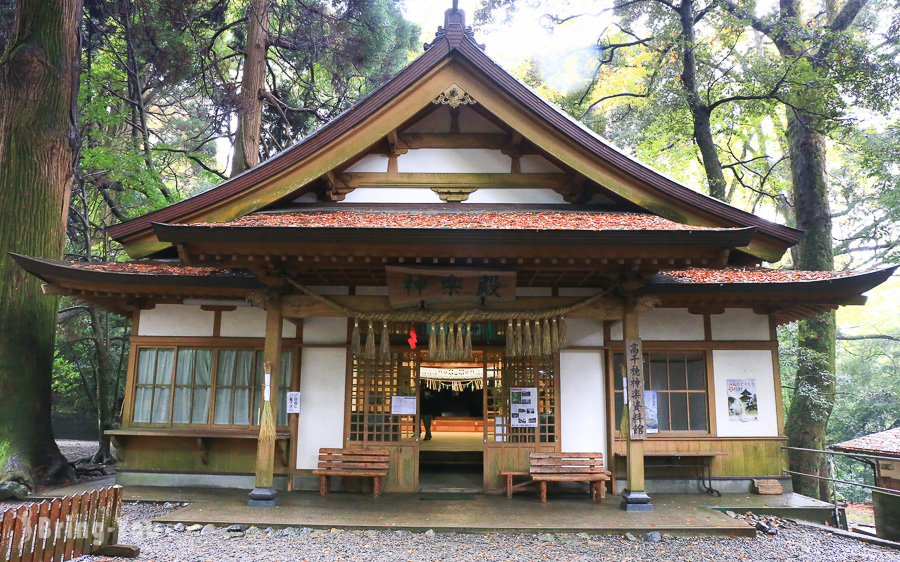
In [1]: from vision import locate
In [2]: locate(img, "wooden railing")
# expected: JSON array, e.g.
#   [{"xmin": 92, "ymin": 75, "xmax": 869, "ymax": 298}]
[{"xmin": 0, "ymin": 485, "xmax": 132, "ymax": 561}]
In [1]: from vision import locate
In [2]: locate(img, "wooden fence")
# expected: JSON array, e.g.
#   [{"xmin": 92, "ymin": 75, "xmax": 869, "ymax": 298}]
[{"xmin": 0, "ymin": 485, "xmax": 124, "ymax": 562}]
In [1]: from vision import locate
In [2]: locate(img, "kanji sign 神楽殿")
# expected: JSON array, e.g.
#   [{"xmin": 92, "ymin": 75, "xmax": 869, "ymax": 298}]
[{"xmin": 386, "ymin": 267, "xmax": 516, "ymax": 308}]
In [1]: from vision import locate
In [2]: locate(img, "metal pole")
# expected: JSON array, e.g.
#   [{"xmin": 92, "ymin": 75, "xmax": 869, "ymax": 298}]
[{"xmin": 781, "ymin": 469, "xmax": 900, "ymax": 496}]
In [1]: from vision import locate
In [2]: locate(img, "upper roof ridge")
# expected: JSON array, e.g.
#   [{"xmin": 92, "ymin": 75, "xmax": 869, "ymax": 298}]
[{"xmin": 424, "ymin": 0, "xmax": 485, "ymax": 51}]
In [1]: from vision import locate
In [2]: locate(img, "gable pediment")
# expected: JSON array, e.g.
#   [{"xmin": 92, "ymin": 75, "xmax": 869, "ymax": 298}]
[{"xmin": 109, "ymin": 42, "xmax": 800, "ymax": 262}]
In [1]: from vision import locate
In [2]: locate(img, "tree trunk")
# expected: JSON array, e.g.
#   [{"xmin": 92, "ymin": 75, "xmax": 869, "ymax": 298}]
[
  {"xmin": 784, "ymin": 110, "xmax": 836, "ymax": 500},
  {"xmin": 677, "ymin": 0, "xmax": 728, "ymax": 201},
  {"xmin": 0, "ymin": 0, "xmax": 81, "ymax": 487},
  {"xmin": 89, "ymin": 308, "xmax": 116, "ymax": 464},
  {"xmin": 230, "ymin": 0, "xmax": 270, "ymax": 177}
]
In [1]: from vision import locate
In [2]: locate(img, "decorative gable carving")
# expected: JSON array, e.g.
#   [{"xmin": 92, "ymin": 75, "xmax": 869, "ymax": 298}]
[{"xmin": 432, "ymin": 84, "xmax": 477, "ymax": 108}]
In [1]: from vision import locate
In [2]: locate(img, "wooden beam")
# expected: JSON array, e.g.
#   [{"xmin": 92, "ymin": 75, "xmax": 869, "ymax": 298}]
[
  {"xmin": 397, "ymin": 133, "xmax": 510, "ymax": 150},
  {"xmin": 336, "ymin": 172, "xmax": 572, "ymax": 190}
]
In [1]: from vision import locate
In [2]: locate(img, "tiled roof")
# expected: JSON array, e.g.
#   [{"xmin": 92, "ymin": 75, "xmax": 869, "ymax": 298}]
[
  {"xmin": 195, "ymin": 211, "xmax": 727, "ymax": 231},
  {"xmin": 657, "ymin": 267, "xmax": 856, "ymax": 284},
  {"xmin": 832, "ymin": 427, "xmax": 900, "ymax": 457}
]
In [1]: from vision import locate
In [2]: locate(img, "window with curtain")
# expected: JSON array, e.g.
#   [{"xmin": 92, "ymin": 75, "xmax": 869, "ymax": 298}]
[
  {"xmin": 132, "ymin": 346, "xmax": 293, "ymax": 428},
  {"xmin": 614, "ymin": 351, "xmax": 708, "ymax": 434}
]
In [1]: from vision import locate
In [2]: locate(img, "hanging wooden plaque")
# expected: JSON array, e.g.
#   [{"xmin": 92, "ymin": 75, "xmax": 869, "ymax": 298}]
[
  {"xmin": 386, "ymin": 266, "xmax": 516, "ymax": 308},
  {"xmin": 625, "ymin": 338, "xmax": 646, "ymax": 440}
]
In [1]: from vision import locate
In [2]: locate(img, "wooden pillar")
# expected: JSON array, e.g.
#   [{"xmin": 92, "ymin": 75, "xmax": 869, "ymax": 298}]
[
  {"xmin": 621, "ymin": 308, "xmax": 653, "ymax": 511},
  {"xmin": 249, "ymin": 295, "xmax": 282, "ymax": 506}
]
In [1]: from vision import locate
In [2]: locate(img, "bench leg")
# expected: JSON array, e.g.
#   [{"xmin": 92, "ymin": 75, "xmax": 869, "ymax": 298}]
[
  {"xmin": 506, "ymin": 475, "xmax": 513, "ymax": 499},
  {"xmin": 319, "ymin": 475, "xmax": 329, "ymax": 496},
  {"xmin": 373, "ymin": 476, "xmax": 381, "ymax": 498},
  {"xmin": 539, "ymin": 481, "xmax": 547, "ymax": 503}
]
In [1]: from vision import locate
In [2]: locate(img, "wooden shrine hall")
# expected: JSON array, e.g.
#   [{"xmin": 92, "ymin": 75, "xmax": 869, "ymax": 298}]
[{"xmin": 14, "ymin": 4, "xmax": 896, "ymax": 502}]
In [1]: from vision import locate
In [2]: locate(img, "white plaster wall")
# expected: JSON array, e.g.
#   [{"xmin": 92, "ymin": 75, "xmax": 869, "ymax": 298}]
[
  {"xmin": 559, "ymin": 350, "xmax": 606, "ymax": 454},
  {"xmin": 520, "ymin": 155, "xmax": 564, "ymax": 174},
  {"xmin": 137, "ymin": 305, "xmax": 214, "ymax": 337},
  {"xmin": 558, "ymin": 288, "xmax": 604, "ymax": 297},
  {"xmin": 302, "ymin": 317, "xmax": 347, "ymax": 345},
  {"xmin": 219, "ymin": 307, "xmax": 294, "ymax": 338},
  {"xmin": 608, "ymin": 308, "xmax": 704, "ymax": 341},
  {"xmin": 398, "ymin": 149, "xmax": 511, "ymax": 173},
  {"xmin": 711, "ymin": 309, "xmax": 771, "ymax": 341},
  {"xmin": 296, "ymin": 348, "xmax": 348, "ymax": 469},
  {"xmin": 344, "ymin": 154, "xmax": 389, "ymax": 173},
  {"xmin": 712, "ymin": 350, "xmax": 779, "ymax": 437},
  {"xmin": 463, "ymin": 188, "xmax": 566, "ymax": 204},
  {"xmin": 566, "ymin": 318, "xmax": 604, "ymax": 346},
  {"xmin": 639, "ymin": 308, "xmax": 705, "ymax": 341},
  {"xmin": 339, "ymin": 187, "xmax": 442, "ymax": 204}
]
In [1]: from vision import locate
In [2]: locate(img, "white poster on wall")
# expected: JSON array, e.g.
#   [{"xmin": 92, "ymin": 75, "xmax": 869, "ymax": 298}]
[
  {"xmin": 727, "ymin": 379, "xmax": 759, "ymax": 422},
  {"xmin": 391, "ymin": 395, "xmax": 417, "ymax": 415},
  {"xmin": 286, "ymin": 392, "xmax": 301, "ymax": 414},
  {"xmin": 510, "ymin": 387, "xmax": 538, "ymax": 428}
]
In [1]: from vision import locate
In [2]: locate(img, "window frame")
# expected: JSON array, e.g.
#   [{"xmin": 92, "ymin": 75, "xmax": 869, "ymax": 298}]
[
  {"xmin": 126, "ymin": 339, "xmax": 296, "ymax": 431},
  {"xmin": 611, "ymin": 347, "xmax": 712, "ymax": 438}
]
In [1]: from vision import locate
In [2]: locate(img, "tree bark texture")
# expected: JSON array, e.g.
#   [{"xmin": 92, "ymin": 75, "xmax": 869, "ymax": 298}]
[
  {"xmin": 230, "ymin": 0, "xmax": 270, "ymax": 177},
  {"xmin": 677, "ymin": 0, "xmax": 728, "ymax": 201},
  {"xmin": 784, "ymin": 110, "xmax": 836, "ymax": 499},
  {"xmin": 0, "ymin": 0, "xmax": 81, "ymax": 486}
]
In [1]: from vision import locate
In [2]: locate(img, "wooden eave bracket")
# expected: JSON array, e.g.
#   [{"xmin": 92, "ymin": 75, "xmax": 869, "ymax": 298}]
[{"xmin": 322, "ymin": 171, "xmax": 354, "ymax": 202}]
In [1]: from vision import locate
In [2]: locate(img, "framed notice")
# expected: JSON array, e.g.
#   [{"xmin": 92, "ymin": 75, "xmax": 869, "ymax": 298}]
[
  {"xmin": 286, "ymin": 392, "xmax": 301, "ymax": 414},
  {"xmin": 726, "ymin": 379, "xmax": 759, "ymax": 422},
  {"xmin": 510, "ymin": 387, "xmax": 538, "ymax": 428},
  {"xmin": 391, "ymin": 396, "xmax": 417, "ymax": 416}
]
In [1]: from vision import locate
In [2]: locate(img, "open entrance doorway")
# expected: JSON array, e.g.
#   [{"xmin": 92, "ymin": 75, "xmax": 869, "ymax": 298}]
[{"xmin": 418, "ymin": 354, "xmax": 494, "ymax": 492}]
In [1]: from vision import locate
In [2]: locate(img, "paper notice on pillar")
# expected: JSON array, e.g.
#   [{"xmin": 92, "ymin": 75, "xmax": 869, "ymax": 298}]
[
  {"xmin": 510, "ymin": 387, "xmax": 538, "ymax": 428},
  {"xmin": 726, "ymin": 379, "xmax": 758, "ymax": 422},
  {"xmin": 391, "ymin": 396, "xmax": 417, "ymax": 416},
  {"xmin": 644, "ymin": 390, "xmax": 658, "ymax": 434},
  {"xmin": 286, "ymin": 392, "xmax": 301, "ymax": 414}
]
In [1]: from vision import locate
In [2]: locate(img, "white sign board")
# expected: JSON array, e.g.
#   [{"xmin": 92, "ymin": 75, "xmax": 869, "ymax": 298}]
[
  {"xmin": 510, "ymin": 387, "xmax": 538, "ymax": 428},
  {"xmin": 391, "ymin": 396, "xmax": 417, "ymax": 415},
  {"xmin": 286, "ymin": 392, "xmax": 301, "ymax": 414}
]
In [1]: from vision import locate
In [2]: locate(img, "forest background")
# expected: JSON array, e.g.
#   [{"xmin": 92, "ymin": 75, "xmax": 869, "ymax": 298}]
[{"xmin": 0, "ymin": 0, "xmax": 897, "ymax": 501}]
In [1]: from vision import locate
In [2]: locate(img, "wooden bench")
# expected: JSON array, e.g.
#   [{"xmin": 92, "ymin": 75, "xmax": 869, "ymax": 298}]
[
  {"xmin": 312, "ymin": 448, "xmax": 390, "ymax": 497},
  {"xmin": 530, "ymin": 452, "xmax": 611, "ymax": 503}
]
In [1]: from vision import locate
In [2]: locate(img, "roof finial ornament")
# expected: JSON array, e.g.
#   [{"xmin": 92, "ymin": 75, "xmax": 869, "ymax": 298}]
[{"xmin": 424, "ymin": 1, "xmax": 486, "ymax": 51}]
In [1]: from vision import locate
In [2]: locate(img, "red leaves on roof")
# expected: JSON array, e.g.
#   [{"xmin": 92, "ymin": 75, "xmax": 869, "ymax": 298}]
[
  {"xmin": 198, "ymin": 211, "xmax": 726, "ymax": 231},
  {"xmin": 662, "ymin": 267, "xmax": 855, "ymax": 284},
  {"xmin": 832, "ymin": 428, "xmax": 900, "ymax": 456},
  {"xmin": 73, "ymin": 263, "xmax": 232, "ymax": 276}
]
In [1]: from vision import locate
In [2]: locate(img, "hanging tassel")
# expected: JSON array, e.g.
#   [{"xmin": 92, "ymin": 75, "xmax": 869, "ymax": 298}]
[
  {"xmin": 506, "ymin": 320, "xmax": 514, "ymax": 357},
  {"xmin": 464, "ymin": 323, "xmax": 473, "ymax": 359},
  {"xmin": 429, "ymin": 324, "xmax": 437, "ymax": 361},
  {"xmin": 437, "ymin": 324, "xmax": 447, "ymax": 361},
  {"xmin": 514, "ymin": 321, "xmax": 523, "ymax": 357},
  {"xmin": 454, "ymin": 323, "xmax": 465, "ymax": 360},
  {"xmin": 380, "ymin": 322, "xmax": 391, "ymax": 361},
  {"xmin": 447, "ymin": 323, "xmax": 457, "ymax": 361},
  {"xmin": 542, "ymin": 319, "xmax": 552, "ymax": 355},
  {"xmin": 550, "ymin": 318, "xmax": 560, "ymax": 353},
  {"xmin": 350, "ymin": 319, "xmax": 361, "ymax": 357},
  {"xmin": 558, "ymin": 316, "xmax": 568, "ymax": 348},
  {"xmin": 533, "ymin": 319, "xmax": 543, "ymax": 356},
  {"xmin": 523, "ymin": 321, "xmax": 533, "ymax": 356},
  {"xmin": 365, "ymin": 321, "xmax": 376, "ymax": 359}
]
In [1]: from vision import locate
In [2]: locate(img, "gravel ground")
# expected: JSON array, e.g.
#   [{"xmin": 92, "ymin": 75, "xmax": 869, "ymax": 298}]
[
  {"xmin": 56, "ymin": 439, "xmax": 116, "ymax": 463},
  {"xmin": 70, "ymin": 503, "xmax": 899, "ymax": 562}
]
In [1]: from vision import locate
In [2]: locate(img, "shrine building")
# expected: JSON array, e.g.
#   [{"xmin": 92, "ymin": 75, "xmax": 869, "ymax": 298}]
[{"xmin": 14, "ymin": 6, "xmax": 895, "ymax": 497}]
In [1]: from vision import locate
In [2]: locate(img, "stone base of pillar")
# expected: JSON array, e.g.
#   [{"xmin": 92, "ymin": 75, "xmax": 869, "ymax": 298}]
[
  {"xmin": 247, "ymin": 487, "xmax": 279, "ymax": 507},
  {"xmin": 620, "ymin": 489, "xmax": 653, "ymax": 512}
]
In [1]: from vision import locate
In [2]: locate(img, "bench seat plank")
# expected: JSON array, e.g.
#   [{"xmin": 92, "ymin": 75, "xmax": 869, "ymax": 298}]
[{"xmin": 314, "ymin": 448, "xmax": 390, "ymax": 497}]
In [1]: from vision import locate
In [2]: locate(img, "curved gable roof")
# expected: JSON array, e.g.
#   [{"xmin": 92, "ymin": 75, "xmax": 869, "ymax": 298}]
[{"xmin": 109, "ymin": 21, "xmax": 802, "ymax": 261}]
